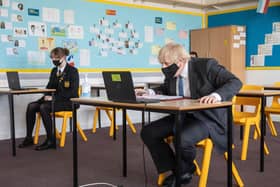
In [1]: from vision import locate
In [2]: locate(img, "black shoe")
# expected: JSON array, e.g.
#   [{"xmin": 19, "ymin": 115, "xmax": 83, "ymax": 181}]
[
  {"xmin": 162, "ymin": 164, "xmax": 196, "ymax": 187},
  {"xmin": 18, "ymin": 137, "xmax": 33, "ymax": 148},
  {"xmin": 35, "ymin": 140, "xmax": 55, "ymax": 151}
]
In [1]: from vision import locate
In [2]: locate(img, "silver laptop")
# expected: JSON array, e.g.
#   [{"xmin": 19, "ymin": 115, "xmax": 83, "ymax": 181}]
[{"xmin": 6, "ymin": 71, "xmax": 37, "ymax": 90}]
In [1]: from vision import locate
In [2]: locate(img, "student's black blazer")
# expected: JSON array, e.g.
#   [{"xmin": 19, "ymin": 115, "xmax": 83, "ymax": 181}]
[{"xmin": 46, "ymin": 63, "xmax": 79, "ymax": 103}]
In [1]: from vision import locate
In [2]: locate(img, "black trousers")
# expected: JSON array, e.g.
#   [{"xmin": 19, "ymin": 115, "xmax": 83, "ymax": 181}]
[
  {"xmin": 141, "ymin": 113, "xmax": 209, "ymax": 174},
  {"xmin": 25, "ymin": 100, "xmax": 72, "ymax": 141}
]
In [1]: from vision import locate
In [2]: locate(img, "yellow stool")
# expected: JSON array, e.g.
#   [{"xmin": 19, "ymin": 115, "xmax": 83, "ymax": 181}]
[
  {"xmin": 158, "ymin": 138, "xmax": 244, "ymax": 187},
  {"xmin": 34, "ymin": 111, "xmax": 88, "ymax": 147},
  {"xmin": 233, "ymin": 85, "xmax": 269, "ymax": 160},
  {"xmin": 92, "ymin": 107, "xmax": 136, "ymax": 137}
]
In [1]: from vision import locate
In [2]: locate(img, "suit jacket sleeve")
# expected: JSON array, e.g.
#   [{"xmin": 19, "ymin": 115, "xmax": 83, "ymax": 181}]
[{"xmin": 205, "ymin": 59, "xmax": 242, "ymax": 101}]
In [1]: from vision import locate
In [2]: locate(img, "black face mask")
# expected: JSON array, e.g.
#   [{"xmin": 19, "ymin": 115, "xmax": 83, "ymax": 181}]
[
  {"xmin": 52, "ymin": 60, "xmax": 61, "ymax": 66},
  {"xmin": 161, "ymin": 63, "xmax": 179, "ymax": 79}
]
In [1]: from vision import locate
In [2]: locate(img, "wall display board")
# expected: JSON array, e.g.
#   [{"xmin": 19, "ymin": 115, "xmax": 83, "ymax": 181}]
[
  {"xmin": 0, "ymin": 0, "xmax": 202, "ymax": 72},
  {"xmin": 207, "ymin": 3, "xmax": 280, "ymax": 69}
]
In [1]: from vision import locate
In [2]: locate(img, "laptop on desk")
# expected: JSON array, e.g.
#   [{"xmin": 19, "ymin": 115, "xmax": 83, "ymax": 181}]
[
  {"xmin": 6, "ymin": 71, "xmax": 37, "ymax": 90},
  {"xmin": 102, "ymin": 71, "xmax": 160, "ymax": 103}
]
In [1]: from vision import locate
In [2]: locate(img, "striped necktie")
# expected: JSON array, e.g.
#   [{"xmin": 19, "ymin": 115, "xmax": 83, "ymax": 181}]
[{"xmin": 178, "ymin": 76, "xmax": 184, "ymax": 96}]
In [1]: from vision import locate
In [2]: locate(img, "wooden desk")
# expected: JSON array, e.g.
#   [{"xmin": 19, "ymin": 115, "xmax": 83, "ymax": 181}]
[
  {"xmin": 0, "ymin": 88, "xmax": 56, "ymax": 156},
  {"xmin": 237, "ymin": 90, "xmax": 280, "ymax": 172},
  {"xmin": 263, "ymin": 85, "xmax": 280, "ymax": 90},
  {"xmin": 71, "ymin": 97, "xmax": 233, "ymax": 187}
]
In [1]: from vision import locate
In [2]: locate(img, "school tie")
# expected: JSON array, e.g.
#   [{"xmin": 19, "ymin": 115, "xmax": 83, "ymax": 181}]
[
  {"xmin": 178, "ymin": 76, "xmax": 184, "ymax": 96},
  {"xmin": 57, "ymin": 69, "xmax": 62, "ymax": 77}
]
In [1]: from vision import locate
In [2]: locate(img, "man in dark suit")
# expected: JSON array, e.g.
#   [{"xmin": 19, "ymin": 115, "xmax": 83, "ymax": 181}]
[
  {"xmin": 138, "ymin": 43, "xmax": 242, "ymax": 186},
  {"xmin": 18, "ymin": 47, "xmax": 79, "ymax": 151}
]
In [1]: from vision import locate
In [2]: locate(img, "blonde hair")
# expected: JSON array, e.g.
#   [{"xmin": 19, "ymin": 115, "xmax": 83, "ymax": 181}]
[{"xmin": 158, "ymin": 43, "xmax": 190, "ymax": 65}]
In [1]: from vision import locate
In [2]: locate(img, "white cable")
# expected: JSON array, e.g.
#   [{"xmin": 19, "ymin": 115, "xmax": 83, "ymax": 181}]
[{"xmin": 79, "ymin": 182, "xmax": 118, "ymax": 187}]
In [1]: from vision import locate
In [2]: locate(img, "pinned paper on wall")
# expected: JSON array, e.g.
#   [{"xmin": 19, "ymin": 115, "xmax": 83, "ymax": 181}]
[
  {"xmin": 233, "ymin": 35, "xmax": 240, "ymax": 40},
  {"xmin": 233, "ymin": 43, "xmax": 240, "ymax": 48},
  {"xmin": 28, "ymin": 22, "xmax": 46, "ymax": 37},
  {"xmin": 68, "ymin": 25, "xmax": 84, "ymax": 39},
  {"xmin": 28, "ymin": 8, "xmax": 39, "ymax": 16},
  {"xmin": 38, "ymin": 37, "xmax": 55, "ymax": 51},
  {"xmin": 12, "ymin": 2, "xmax": 24, "ymax": 11},
  {"xmin": 250, "ymin": 55, "xmax": 264, "ymax": 66},
  {"xmin": 50, "ymin": 25, "xmax": 66, "ymax": 36},
  {"xmin": 178, "ymin": 30, "xmax": 188, "ymax": 39},
  {"xmin": 258, "ymin": 44, "xmax": 272, "ymax": 55},
  {"xmin": 273, "ymin": 22, "xmax": 280, "ymax": 33},
  {"xmin": 79, "ymin": 49, "xmax": 90, "ymax": 66},
  {"xmin": 155, "ymin": 27, "xmax": 164, "ymax": 36},
  {"xmin": 13, "ymin": 27, "xmax": 27, "ymax": 37},
  {"xmin": 11, "ymin": 14, "xmax": 23, "ymax": 22},
  {"xmin": 6, "ymin": 48, "xmax": 18, "ymax": 56},
  {"xmin": 144, "ymin": 26, "xmax": 153, "ymax": 42},
  {"xmin": 265, "ymin": 33, "xmax": 280, "ymax": 44},
  {"xmin": 1, "ymin": 34, "xmax": 12, "ymax": 42},
  {"xmin": 1, "ymin": 0, "xmax": 10, "ymax": 7},
  {"xmin": 42, "ymin": 7, "xmax": 60, "ymax": 23},
  {"xmin": 0, "ymin": 8, "xmax": 8, "ymax": 17},
  {"xmin": 27, "ymin": 51, "xmax": 46, "ymax": 65},
  {"xmin": 149, "ymin": 56, "xmax": 159, "ymax": 65},
  {"xmin": 151, "ymin": 45, "xmax": 161, "ymax": 55},
  {"xmin": 166, "ymin": 21, "xmax": 176, "ymax": 30},
  {"xmin": 64, "ymin": 10, "xmax": 74, "ymax": 24}
]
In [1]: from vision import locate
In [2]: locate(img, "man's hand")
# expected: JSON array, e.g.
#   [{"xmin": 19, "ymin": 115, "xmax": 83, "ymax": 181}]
[
  {"xmin": 199, "ymin": 95, "xmax": 218, "ymax": 104},
  {"xmin": 44, "ymin": 96, "xmax": 52, "ymax": 101},
  {"xmin": 135, "ymin": 88, "xmax": 148, "ymax": 96}
]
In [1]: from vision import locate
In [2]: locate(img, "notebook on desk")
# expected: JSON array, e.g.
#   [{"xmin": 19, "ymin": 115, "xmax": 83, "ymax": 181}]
[
  {"xmin": 6, "ymin": 71, "xmax": 37, "ymax": 90},
  {"xmin": 102, "ymin": 71, "xmax": 160, "ymax": 103}
]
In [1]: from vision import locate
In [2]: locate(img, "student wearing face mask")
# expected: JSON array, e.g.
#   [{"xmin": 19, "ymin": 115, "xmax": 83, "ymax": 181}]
[
  {"xmin": 136, "ymin": 43, "xmax": 242, "ymax": 187},
  {"xmin": 18, "ymin": 47, "xmax": 79, "ymax": 151}
]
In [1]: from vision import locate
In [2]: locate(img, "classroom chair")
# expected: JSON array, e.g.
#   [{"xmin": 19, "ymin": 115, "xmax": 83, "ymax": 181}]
[
  {"xmin": 233, "ymin": 85, "xmax": 269, "ymax": 160},
  {"xmin": 157, "ymin": 138, "xmax": 244, "ymax": 187},
  {"xmin": 92, "ymin": 107, "xmax": 137, "ymax": 137},
  {"xmin": 33, "ymin": 88, "xmax": 88, "ymax": 147},
  {"xmin": 263, "ymin": 82, "xmax": 280, "ymax": 137}
]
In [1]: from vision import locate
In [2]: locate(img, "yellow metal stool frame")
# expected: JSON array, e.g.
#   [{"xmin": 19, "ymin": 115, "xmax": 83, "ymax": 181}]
[
  {"xmin": 233, "ymin": 85, "xmax": 269, "ymax": 160},
  {"xmin": 157, "ymin": 138, "xmax": 244, "ymax": 187},
  {"xmin": 263, "ymin": 82, "xmax": 280, "ymax": 137},
  {"xmin": 34, "ymin": 111, "xmax": 88, "ymax": 147},
  {"xmin": 92, "ymin": 107, "xmax": 136, "ymax": 137}
]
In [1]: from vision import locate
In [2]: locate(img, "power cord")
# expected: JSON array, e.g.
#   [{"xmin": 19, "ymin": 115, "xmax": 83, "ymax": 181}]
[{"xmin": 80, "ymin": 183, "xmax": 123, "ymax": 187}]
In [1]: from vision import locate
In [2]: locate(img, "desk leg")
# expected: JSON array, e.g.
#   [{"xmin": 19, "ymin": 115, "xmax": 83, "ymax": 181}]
[
  {"xmin": 122, "ymin": 109, "xmax": 127, "ymax": 177},
  {"xmin": 175, "ymin": 112, "xmax": 182, "ymax": 187},
  {"xmin": 97, "ymin": 89, "xmax": 101, "ymax": 128},
  {"xmin": 51, "ymin": 92, "xmax": 56, "ymax": 149},
  {"xmin": 72, "ymin": 103, "xmax": 78, "ymax": 187},
  {"xmin": 8, "ymin": 94, "xmax": 16, "ymax": 156},
  {"xmin": 260, "ymin": 96, "xmax": 266, "ymax": 172},
  {"xmin": 113, "ymin": 107, "xmax": 116, "ymax": 140},
  {"xmin": 227, "ymin": 106, "xmax": 233, "ymax": 187}
]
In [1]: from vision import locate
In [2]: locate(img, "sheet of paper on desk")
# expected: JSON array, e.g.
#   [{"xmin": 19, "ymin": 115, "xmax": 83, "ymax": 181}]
[{"xmin": 137, "ymin": 94, "xmax": 183, "ymax": 101}]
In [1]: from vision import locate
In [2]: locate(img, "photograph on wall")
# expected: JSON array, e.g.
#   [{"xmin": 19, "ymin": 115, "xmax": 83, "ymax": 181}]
[
  {"xmin": 50, "ymin": 25, "xmax": 66, "ymax": 36},
  {"xmin": 12, "ymin": 2, "xmax": 23, "ymax": 11},
  {"xmin": 28, "ymin": 22, "xmax": 46, "ymax": 37},
  {"xmin": 11, "ymin": 14, "xmax": 23, "ymax": 22},
  {"xmin": 13, "ymin": 27, "xmax": 27, "ymax": 37}
]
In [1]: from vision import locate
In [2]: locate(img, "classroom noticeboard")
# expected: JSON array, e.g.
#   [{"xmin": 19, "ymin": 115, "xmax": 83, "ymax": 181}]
[{"xmin": 0, "ymin": 0, "xmax": 202, "ymax": 72}]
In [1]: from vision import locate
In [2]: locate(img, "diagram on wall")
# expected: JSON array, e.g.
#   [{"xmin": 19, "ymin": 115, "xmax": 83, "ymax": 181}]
[
  {"xmin": 0, "ymin": 0, "xmax": 202, "ymax": 71},
  {"xmin": 250, "ymin": 22, "xmax": 280, "ymax": 66}
]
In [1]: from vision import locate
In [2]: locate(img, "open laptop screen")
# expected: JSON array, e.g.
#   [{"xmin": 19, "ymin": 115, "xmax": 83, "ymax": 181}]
[{"xmin": 102, "ymin": 71, "xmax": 137, "ymax": 103}]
